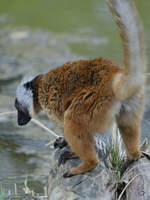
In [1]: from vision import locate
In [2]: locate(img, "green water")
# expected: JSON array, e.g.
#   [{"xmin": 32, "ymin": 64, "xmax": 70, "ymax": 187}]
[
  {"xmin": 0, "ymin": 0, "xmax": 150, "ymax": 60},
  {"xmin": 0, "ymin": 0, "xmax": 150, "ymax": 196}
]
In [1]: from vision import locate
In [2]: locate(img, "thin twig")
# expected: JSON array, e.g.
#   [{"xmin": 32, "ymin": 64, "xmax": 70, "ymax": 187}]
[
  {"xmin": 31, "ymin": 118, "xmax": 59, "ymax": 138},
  {"xmin": 118, "ymin": 174, "xmax": 140, "ymax": 200},
  {"xmin": 45, "ymin": 138, "xmax": 57, "ymax": 146},
  {"xmin": 0, "ymin": 111, "xmax": 16, "ymax": 116},
  {"xmin": 121, "ymin": 162, "xmax": 150, "ymax": 181},
  {"xmin": 0, "ymin": 110, "xmax": 59, "ymax": 140}
]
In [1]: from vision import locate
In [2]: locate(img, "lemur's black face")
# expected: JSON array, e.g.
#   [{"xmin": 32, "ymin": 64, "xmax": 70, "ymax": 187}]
[{"xmin": 15, "ymin": 98, "xmax": 31, "ymax": 126}]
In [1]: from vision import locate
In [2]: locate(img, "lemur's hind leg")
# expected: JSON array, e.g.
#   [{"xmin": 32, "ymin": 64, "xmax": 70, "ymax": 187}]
[
  {"xmin": 117, "ymin": 117, "xmax": 143, "ymax": 174},
  {"xmin": 117, "ymin": 97, "xmax": 144, "ymax": 160},
  {"xmin": 118, "ymin": 122, "xmax": 142, "ymax": 160},
  {"xmin": 63, "ymin": 111, "xmax": 98, "ymax": 178}
]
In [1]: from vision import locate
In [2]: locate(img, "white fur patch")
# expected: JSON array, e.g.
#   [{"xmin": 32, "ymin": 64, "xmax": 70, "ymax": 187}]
[
  {"xmin": 16, "ymin": 76, "xmax": 34, "ymax": 116},
  {"xmin": 113, "ymin": 73, "xmax": 122, "ymax": 89},
  {"xmin": 21, "ymin": 76, "xmax": 34, "ymax": 85}
]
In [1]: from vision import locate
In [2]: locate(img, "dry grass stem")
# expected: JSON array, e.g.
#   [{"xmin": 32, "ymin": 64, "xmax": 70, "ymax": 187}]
[
  {"xmin": 31, "ymin": 118, "xmax": 59, "ymax": 138},
  {"xmin": 121, "ymin": 162, "xmax": 150, "ymax": 181},
  {"xmin": 118, "ymin": 174, "xmax": 140, "ymax": 200},
  {"xmin": 0, "ymin": 111, "xmax": 16, "ymax": 116},
  {"xmin": 45, "ymin": 138, "xmax": 57, "ymax": 146}
]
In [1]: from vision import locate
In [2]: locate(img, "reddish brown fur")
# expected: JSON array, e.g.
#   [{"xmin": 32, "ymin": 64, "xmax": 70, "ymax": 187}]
[
  {"xmin": 32, "ymin": 56, "xmax": 144, "ymax": 176},
  {"xmin": 37, "ymin": 58, "xmax": 122, "ymax": 131}
]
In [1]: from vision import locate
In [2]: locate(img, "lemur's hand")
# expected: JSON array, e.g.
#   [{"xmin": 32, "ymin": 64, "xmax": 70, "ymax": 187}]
[{"xmin": 54, "ymin": 137, "xmax": 68, "ymax": 149}]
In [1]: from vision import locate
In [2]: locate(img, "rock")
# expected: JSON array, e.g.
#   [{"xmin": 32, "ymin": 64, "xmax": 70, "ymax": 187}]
[
  {"xmin": 48, "ymin": 137, "xmax": 114, "ymax": 200},
  {"xmin": 47, "ymin": 136, "xmax": 150, "ymax": 200},
  {"xmin": 120, "ymin": 153, "xmax": 150, "ymax": 200}
]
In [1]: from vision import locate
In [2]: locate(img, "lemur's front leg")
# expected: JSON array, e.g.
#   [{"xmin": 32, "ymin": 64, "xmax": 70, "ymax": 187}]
[{"xmin": 54, "ymin": 137, "xmax": 78, "ymax": 166}]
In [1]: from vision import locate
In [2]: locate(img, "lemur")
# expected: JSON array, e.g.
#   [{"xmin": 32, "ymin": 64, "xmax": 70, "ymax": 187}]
[{"xmin": 15, "ymin": 0, "xmax": 146, "ymax": 178}]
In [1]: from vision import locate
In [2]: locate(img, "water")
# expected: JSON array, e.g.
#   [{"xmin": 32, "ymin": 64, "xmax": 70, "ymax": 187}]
[{"xmin": 0, "ymin": 0, "xmax": 150, "ymax": 196}]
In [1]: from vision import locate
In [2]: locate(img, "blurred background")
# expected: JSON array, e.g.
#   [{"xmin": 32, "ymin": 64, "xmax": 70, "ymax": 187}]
[{"xmin": 0, "ymin": 0, "xmax": 150, "ymax": 197}]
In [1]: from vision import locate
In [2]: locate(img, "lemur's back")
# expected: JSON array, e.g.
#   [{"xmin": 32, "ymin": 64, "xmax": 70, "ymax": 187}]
[{"xmin": 39, "ymin": 57, "xmax": 122, "ymax": 114}]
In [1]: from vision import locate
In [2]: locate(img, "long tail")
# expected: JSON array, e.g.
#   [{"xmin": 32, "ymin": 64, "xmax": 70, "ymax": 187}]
[{"xmin": 106, "ymin": 0, "xmax": 146, "ymax": 100}]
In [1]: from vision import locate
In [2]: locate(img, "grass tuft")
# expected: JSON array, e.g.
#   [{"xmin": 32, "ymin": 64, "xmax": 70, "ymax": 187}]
[
  {"xmin": 109, "ymin": 123, "xmax": 125, "ymax": 172},
  {"xmin": 109, "ymin": 144, "xmax": 124, "ymax": 172}
]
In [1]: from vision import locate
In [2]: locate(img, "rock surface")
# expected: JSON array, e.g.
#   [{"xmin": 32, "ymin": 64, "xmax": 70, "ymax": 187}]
[
  {"xmin": 48, "ymin": 138, "xmax": 114, "ymax": 200},
  {"xmin": 47, "ymin": 138, "xmax": 150, "ymax": 200},
  {"xmin": 121, "ymin": 153, "xmax": 150, "ymax": 200}
]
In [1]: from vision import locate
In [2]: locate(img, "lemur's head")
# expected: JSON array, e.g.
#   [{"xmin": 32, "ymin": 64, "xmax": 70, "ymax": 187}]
[{"xmin": 15, "ymin": 77, "xmax": 34, "ymax": 126}]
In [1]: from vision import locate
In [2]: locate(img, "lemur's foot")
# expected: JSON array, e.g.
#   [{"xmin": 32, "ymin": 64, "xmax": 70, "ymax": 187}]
[
  {"xmin": 54, "ymin": 137, "xmax": 68, "ymax": 149},
  {"xmin": 127, "ymin": 151, "xmax": 143, "ymax": 161},
  {"xmin": 121, "ymin": 152, "xmax": 144, "ymax": 175},
  {"xmin": 63, "ymin": 158, "xmax": 98, "ymax": 178},
  {"xmin": 58, "ymin": 151, "xmax": 78, "ymax": 166}
]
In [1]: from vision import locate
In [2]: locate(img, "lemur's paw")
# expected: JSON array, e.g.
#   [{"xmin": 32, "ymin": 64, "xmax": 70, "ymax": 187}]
[
  {"xmin": 121, "ymin": 152, "xmax": 144, "ymax": 175},
  {"xmin": 54, "ymin": 137, "xmax": 68, "ymax": 149}
]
